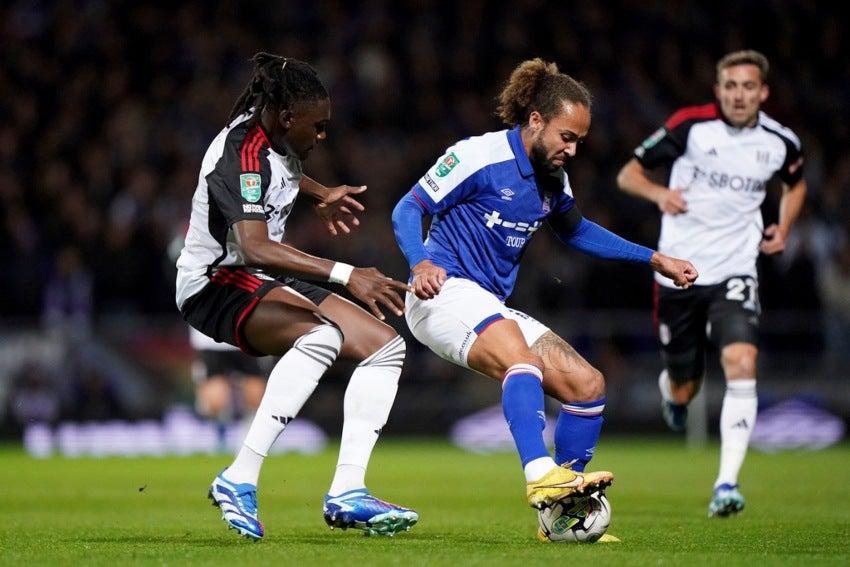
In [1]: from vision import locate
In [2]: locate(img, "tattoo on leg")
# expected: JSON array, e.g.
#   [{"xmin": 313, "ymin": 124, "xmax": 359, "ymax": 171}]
[{"xmin": 532, "ymin": 332, "xmax": 590, "ymax": 372}]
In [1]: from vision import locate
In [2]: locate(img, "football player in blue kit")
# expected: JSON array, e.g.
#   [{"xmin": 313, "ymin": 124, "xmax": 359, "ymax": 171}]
[
  {"xmin": 392, "ymin": 58, "xmax": 698, "ymax": 529},
  {"xmin": 617, "ymin": 49, "xmax": 807, "ymax": 516}
]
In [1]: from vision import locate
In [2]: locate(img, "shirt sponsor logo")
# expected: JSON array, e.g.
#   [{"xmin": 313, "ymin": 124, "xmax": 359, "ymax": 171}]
[
  {"xmin": 435, "ymin": 152, "xmax": 460, "ymax": 177},
  {"xmin": 240, "ymin": 173, "xmax": 262, "ymax": 202},
  {"xmin": 691, "ymin": 167, "xmax": 765, "ymax": 193},
  {"xmin": 483, "ymin": 210, "xmax": 541, "ymax": 234}
]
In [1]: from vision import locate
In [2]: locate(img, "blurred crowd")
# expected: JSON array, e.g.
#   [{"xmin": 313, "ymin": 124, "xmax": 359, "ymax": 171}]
[{"xmin": 1, "ymin": 1, "xmax": 849, "ymax": 428}]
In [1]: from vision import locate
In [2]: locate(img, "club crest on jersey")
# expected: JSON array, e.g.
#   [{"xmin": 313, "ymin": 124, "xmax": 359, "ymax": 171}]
[
  {"xmin": 542, "ymin": 193, "xmax": 552, "ymax": 214},
  {"xmin": 435, "ymin": 152, "xmax": 460, "ymax": 177},
  {"xmin": 240, "ymin": 173, "xmax": 262, "ymax": 202}
]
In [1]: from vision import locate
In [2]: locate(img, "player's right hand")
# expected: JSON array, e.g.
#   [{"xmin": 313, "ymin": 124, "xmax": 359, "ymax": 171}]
[
  {"xmin": 410, "ymin": 259, "xmax": 446, "ymax": 300},
  {"xmin": 659, "ymin": 187, "xmax": 688, "ymax": 215},
  {"xmin": 313, "ymin": 184, "xmax": 367, "ymax": 236}
]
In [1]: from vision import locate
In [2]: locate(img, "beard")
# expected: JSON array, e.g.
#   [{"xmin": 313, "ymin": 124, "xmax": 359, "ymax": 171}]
[{"xmin": 530, "ymin": 138, "xmax": 559, "ymax": 172}]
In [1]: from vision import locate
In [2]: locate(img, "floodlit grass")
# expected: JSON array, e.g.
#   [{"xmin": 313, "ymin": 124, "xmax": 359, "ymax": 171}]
[{"xmin": 1, "ymin": 437, "xmax": 848, "ymax": 566}]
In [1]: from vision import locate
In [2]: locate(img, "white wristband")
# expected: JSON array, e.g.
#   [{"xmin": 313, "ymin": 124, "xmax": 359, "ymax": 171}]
[{"xmin": 328, "ymin": 262, "xmax": 354, "ymax": 285}]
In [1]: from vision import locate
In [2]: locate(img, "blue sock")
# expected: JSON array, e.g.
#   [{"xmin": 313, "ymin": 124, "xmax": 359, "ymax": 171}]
[
  {"xmin": 554, "ymin": 397, "xmax": 605, "ymax": 472},
  {"xmin": 502, "ymin": 364, "xmax": 549, "ymax": 467}
]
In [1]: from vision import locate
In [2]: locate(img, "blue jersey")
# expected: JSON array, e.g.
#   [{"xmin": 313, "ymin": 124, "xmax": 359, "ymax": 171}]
[{"xmin": 408, "ymin": 126, "xmax": 575, "ymax": 301}]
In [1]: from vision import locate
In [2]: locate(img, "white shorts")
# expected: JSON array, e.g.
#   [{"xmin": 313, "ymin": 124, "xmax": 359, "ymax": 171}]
[{"xmin": 404, "ymin": 277, "xmax": 549, "ymax": 370}]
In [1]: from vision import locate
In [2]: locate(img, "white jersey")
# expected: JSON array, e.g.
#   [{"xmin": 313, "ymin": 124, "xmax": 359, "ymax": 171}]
[
  {"xmin": 633, "ymin": 103, "xmax": 804, "ymax": 287},
  {"xmin": 175, "ymin": 112, "xmax": 302, "ymax": 309}
]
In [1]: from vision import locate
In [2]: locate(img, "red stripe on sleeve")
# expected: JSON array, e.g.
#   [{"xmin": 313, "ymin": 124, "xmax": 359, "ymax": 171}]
[
  {"xmin": 664, "ymin": 103, "xmax": 719, "ymax": 130},
  {"xmin": 240, "ymin": 127, "xmax": 266, "ymax": 172}
]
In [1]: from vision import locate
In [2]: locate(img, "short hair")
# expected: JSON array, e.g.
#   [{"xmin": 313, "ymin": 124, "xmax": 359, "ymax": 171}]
[
  {"xmin": 496, "ymin": 58, "xmax": 592, "ymax": 128},
  {"xmin": 228, "ymin": 52, "xmax": 328, "ymax": 123},
  {"xmin": 716, "ymin": 50, "xmax": 770, "ymax": 84}
]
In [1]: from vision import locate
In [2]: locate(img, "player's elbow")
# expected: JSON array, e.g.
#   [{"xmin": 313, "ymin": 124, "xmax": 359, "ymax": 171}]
[{"xmin": 615, "ymin": 163, "xmax": 634, "ymax": 193}]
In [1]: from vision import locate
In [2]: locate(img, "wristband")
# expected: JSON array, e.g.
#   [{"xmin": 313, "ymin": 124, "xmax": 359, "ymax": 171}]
[{"xmin": 328, "ymin": 262, "xmax": 354, "ymax": 285}]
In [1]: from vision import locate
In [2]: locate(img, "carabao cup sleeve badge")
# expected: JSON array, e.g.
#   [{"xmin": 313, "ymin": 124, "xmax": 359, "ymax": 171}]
[
  {"xmin": 240, "ymin": 173, "xmax": 262, "ymax": 202},
  {"xmin": 435, "ymin": 152, "xmax": 460, "ymax": 177}
]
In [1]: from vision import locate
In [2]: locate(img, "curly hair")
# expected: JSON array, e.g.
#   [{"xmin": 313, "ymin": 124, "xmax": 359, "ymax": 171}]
[
  {"xmin": 496, "ymin": 58, "xmax": 593, "ymax": 127},
  {"xmin": 227, "ymin": 52, "xmax": 328, "ymax": 123}
]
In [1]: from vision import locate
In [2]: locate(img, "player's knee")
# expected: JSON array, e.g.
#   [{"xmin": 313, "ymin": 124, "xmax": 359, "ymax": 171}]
[
  {"xmin": 358, "ymin": 335, "xmax": 406, "ymax": 374},
  {"xmin": 582, "ymin": 367, "xmax": 606, "ymax": 399},
  {"xmin": 720, "ymin": 343, "xmax": 757, "ymax": 379},
  {"xmin": 670, "ymin": 379, "xmax": 701, "ymax": 404},
  {"xmin": 344, "ymin": 321, "xmax": 400, "ymax": 361},
  {"xmin": 559, "ymin": 367, "xmax": 604, "ymax": 401},
  {"xmin": 196, "ymin": 377, "xmax": 231, "ymax": 417}
]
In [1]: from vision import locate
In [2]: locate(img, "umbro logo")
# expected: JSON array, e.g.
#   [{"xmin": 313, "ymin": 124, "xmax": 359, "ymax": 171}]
[{"xmin": 500, "ymin": 188, "xmax": 515, "ymax": 200}]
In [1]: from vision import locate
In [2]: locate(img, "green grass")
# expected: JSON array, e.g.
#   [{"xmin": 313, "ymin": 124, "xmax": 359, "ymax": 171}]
[{"xmin": 1, "ymin": 437, "xmax": 848, "ymax": 566}]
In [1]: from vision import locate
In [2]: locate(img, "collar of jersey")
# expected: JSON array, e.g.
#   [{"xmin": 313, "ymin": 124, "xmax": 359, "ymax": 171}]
[{"xmin": 508, "ymin": 126, "xmax": 535, "ymax": 179}]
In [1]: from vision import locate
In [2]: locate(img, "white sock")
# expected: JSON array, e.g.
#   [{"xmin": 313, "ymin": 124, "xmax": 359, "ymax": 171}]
[
  {"xmin": 525, "ymin": 456, "xmax": 558, "ymax": 483},
  {"xmin": 225, "ymin": 324, "xmax": 342, "ymax": 485},
  {"xmin": 715, "ymin": 378, "xmax": 757, "ymax": 488},
  {"xmin": 328, "ymin": 336, "xmax": 405, "ymax": 496},
  {"xmin": 658, "ymin": 369, "xmax": 675, "ymax": 403}
]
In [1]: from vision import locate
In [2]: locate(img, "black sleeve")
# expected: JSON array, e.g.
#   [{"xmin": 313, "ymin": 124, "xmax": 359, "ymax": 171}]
[{"xmin": 547, "ymin": 204, "xmax": 583, "ymax": 234}]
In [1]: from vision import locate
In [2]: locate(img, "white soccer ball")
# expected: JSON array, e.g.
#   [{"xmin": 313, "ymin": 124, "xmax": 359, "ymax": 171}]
[{"xmin": 537, "ymin": 491, "xmax": 611, "ymax": 543}]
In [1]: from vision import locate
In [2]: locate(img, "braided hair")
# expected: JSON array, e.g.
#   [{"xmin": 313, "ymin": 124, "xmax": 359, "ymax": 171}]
[
  {"xmin": 227, "ymin": 52, "xmax": 329, "ymax": 124},
  {"xmin": 496, "ymin": 58, "xmax": 592, "ymax": 128}
]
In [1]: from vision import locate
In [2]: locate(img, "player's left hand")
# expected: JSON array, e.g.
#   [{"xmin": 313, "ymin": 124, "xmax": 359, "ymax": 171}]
[
  {"xmin": 345, "ymin": 266, "xmax": 412, "ymax": 320},
  {"xmin": 313, "ymin": 185, "xmax": 367, "ymax": 236},
  {"xmin": 759, "ymin": 223, "xmax": 787, "ymax": 255},
  {"xmin": 650, "ymin": 252, "xmax": 699, "ymax": 289}
]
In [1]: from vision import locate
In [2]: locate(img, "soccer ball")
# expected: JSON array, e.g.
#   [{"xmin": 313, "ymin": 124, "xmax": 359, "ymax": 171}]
[{"xmin": 537, "ymin": 491, "xmax": 611, "ymax": 543}]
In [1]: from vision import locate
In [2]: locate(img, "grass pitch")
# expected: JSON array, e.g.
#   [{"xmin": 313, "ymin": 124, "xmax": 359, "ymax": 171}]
[{"xmin": 1, "ymin": 436, "xmax": 848, "ymax": 566}]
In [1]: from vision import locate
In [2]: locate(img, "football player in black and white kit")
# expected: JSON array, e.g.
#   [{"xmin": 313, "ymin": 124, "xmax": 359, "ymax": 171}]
[
  {"xmin": 617, "ymin": 50, "xmax": 807, "ymax": 517},
  {"xmin": 176, "ymin": 53, "xmax": 417, "ymax": 539}
]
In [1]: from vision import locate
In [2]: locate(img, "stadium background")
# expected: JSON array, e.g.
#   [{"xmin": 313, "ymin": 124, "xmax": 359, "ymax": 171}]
[{"xmin": 1, "ymin": 1, "xmax": 847, "ymax": 447}]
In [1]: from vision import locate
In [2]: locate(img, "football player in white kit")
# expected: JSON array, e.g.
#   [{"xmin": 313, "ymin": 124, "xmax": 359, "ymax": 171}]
[
  {"xmin": 176, "ymin": 53, "xmax": 417, "ymax": 539},
  {"xmin": 392, "ymin": 58, "xmax": 698, "ymax": 529},
  {"xmin": 617, "ymin": 49, "xmax": 807, "ymax": 516}
]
